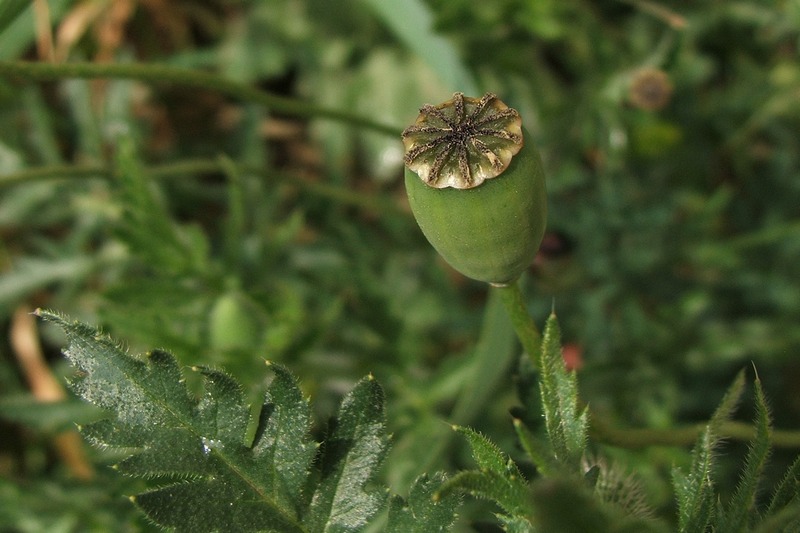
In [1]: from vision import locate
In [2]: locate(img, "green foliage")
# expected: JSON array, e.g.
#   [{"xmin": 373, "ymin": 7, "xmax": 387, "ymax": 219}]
[
  {"xmin": 717, "ymin": 375, "xmax": 772, "ymax": 532},
  {"xmin": 538, "ymin": 312, "xmax": 588, "ymax": 470},
  {"xmin": 0, "ymin": 1, "xmax": 28, "ymax": 35},
  {"xmin": 673, "ymin": 371, "xmax": 747, "ymax": 532},
  {"xmin": 442, "ymin": 314, "xmax": 799, "ymax": 532},
  {"xmin": 386, "ymin": 473, "xmax": 460, "ymax": 533},
  {"xmin": 440, "ymin": 313, "xmax": 665, "ymax": 531},
  {"xmin": 439, "ymin": 426, "xmax": 533, "ymax": 520},
  {"xmin": 35, "ymin": 310, "xmax": 458, "ymax": 532},
  {"xmin": 1, "ymin": 1, "xmax": 800, "ymax": 531},
  {"xmin": 672, "ymin": 371, "xmax": 800, "ymax": 533}
]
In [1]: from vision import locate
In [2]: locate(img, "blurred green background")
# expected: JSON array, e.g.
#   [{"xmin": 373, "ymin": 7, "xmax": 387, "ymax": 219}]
[{"xmin": 1, "ymin": 0, "xmax": 799, "ymax": 530}]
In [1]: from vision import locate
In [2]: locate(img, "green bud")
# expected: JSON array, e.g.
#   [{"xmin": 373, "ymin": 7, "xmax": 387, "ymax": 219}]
[
  {"xmin": 208, "ymin": 290, "xmax": 259, "ymax": 351},
  {"xmin": 402, "ymin": 92, "xmax": 547, "ymax": 286}
]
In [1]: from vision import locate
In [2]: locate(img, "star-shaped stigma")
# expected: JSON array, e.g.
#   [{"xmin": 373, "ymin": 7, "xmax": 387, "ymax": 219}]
[{"xmin": 402, "ymin": 92, "xmax": 524, "ymax": 189}]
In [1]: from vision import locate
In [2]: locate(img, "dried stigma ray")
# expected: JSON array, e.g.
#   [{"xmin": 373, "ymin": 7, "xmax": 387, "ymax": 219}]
[{"xmin": 402, "ymin": 93, "xmax": 524, "ymax": 189}]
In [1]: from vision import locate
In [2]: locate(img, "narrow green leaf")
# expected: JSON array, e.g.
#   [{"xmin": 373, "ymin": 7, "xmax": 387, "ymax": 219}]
[
  {"xmin": 436, "ymin": 470, "xmax": 533, "ymax": 518},
  {"xmin": 304, "ymin": 375, "xmax": 389, "ymax": 532},
  {"xmin": 0, "ymin": 396, "xmax": 105, "ymax": 433},
  {"xmin": 0, "ymin": 256, "xmax": 98, "ymax": 316},
  {"xmin": 673, "ymin": 370, "xmax": 746, "ymax": 533},
  {"xmin": 717, "ymin": 373, "xmax": 772, "ymax": 532},
  {"xmin": 449, "ymin": 424, "xmax": 533, "ymax": 521},
  {"xmin": 538, "ymin": 312, "xmax": 587, "ymax": 468},
  {"xmin": 386, "ymin": 473, "xmax": 460, "ymax": 533},
  {"xmin": 218, "ymin": 154, "xmax": 247, "ymax": 267},
  {"xmin": 766, "ymin": 455, "xmax": 800, "ymax": 517},
  {"xmin": 113, "ymin": 136, "xmax": 205, "ymax": 273},
  {"xmin": 512, "ymin": 418, "xmax": 558, "ymax": 476}
]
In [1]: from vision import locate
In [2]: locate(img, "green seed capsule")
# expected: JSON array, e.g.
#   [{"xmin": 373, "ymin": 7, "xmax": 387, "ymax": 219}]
[{"xmin": 402, "ymin": 92, "xmax": 547, "ymax": 286}]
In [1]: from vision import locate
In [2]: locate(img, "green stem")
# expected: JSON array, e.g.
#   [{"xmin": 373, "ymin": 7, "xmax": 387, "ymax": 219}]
[
  {"xmin": 493, "ymin": 281, "xmax": 541, "ymax": 369},
  {"xmin": 0, "ymin": 60, "xmax": 401, "ymax": 137},
  {"xmin": 591, "ymin": 416, "xmax": 800, "ymax": 449},
  {"xmin": 493, "ymin": 280, "xmax": 800, "ymax": 449},
  {"xmin": 0, "ymin": 159, "xmax": 405, "ymax": 215}
]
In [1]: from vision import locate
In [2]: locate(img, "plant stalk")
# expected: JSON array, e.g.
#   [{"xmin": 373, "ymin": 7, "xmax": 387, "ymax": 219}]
[
  {"xmin": 493, "ymin": 281, "xmax": 541, "ymax": 370},
  {"xmin": 0, "ymin": 159, "xmax": 404, "ymax": 215},
  {"xmin": 0, "ymin": 60, "xmax": 401, "ymax": 137}
]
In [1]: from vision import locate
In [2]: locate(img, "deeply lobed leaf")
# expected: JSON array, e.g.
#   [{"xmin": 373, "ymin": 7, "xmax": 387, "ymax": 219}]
[
  {"xmin": 304, "ymin": 375, "xmax": 389, "ymax": 532},
  {"xmin": 38, "ymin": 310, "xmax": 393, "ymax": 533}
]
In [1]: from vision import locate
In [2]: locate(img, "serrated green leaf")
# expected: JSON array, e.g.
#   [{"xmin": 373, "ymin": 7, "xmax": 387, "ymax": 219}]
[
  {"xmin": 304, "ymin": 375, "xmax": 389, "ymax": 532},
  {"xmin": 538, "ymin": 312, "xmax": 587, "ymax": 468},
  {"xmin": 717, "ymin": 373, "xmax": 772, "ymax": 532},
  {"xmin": 453, "ymin": 425, "xmax": 524, "ymax": 480},
  {"xmin": 252, "ymin": 362, "xmax": 316, "ymax": 514},
  {"xmin": 386, "ymin": 473, "xmax": 460, "ymax": 533},
  {"xmin": 673, "ymin": 370, "xmax": 746, "ymax": 533},
  {"xmin": 38, "ymin": 310, "xmax": 314, "ymax": 532}
]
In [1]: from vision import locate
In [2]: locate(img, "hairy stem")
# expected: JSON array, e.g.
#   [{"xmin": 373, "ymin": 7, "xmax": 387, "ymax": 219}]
[{"xmin": 0, "ymin": 60, "xmax": 401, "ymax": 137}]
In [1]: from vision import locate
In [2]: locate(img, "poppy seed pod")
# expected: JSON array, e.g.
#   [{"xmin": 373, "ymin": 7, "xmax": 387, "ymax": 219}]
[{"xmin": 402, "ymin": 92, "xmax": 547, "ymax": 286}]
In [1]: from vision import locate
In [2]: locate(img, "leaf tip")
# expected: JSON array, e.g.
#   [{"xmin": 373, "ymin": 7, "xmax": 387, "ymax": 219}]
[{"xmin": 750, "ymin": 361, "xmax": 761, "ymax": 383}]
